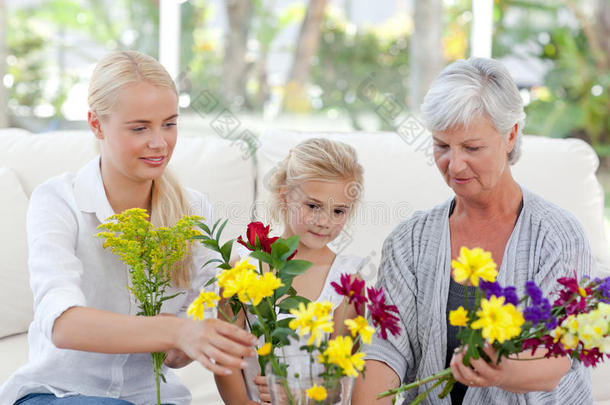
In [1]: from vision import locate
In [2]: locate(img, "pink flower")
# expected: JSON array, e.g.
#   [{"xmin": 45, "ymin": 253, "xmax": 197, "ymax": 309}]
[
  {"xmin": 331, "ymin": 273, "xmax": 367, "ymax": 315},
  {"xmin": 366, "ymin": 286, "xmax": 401, "ymax": 339}
]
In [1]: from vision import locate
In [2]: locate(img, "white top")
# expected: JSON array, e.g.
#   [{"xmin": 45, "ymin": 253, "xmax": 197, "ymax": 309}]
[
  {"xmin": 0, "ymin": 156, "xmax": 219, "ymax": 405},
  {"xmin": 243, "ymin": 254, "xmax": 365, "ymax": 401}
]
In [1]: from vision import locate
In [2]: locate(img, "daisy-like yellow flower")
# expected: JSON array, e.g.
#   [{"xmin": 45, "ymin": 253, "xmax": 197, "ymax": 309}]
[
  {"xmin": 187, "ymin": 290, "xmax": 220, "ymax": 320},
  {"xmin": 452, "ymin": 247, "xmax": 497, "ymax": 287},
  {"xmin": 322, "ymin": 336, "xmax": 365, "ymax": 377},
  {"xmin": 217, "ymin": 258, "xmax": 258, "ymax": 299},
  {"xmin": 306, "ymin": 385, "xmax": 327, "ymax": 401},
  {"xmin": 289, "ymin": 301, "xmax": 334, "ymax": 346},
  {"xmin": 247, "ymin": 272, "xmax": 284, "ymax": 306},
  {"xmin": 449, "ymin": 306, "xmax": 469, "ymax": 327},
  {"xmin": 257, "ymin": 342, "xmax": 272, "ymax": 356},
  {"xmin": 470, "ymin": 295, "xmax": 524, "ymax": 344},
  {"xmin": 344, "ymin": 316, "xmax": 375, "ymax": 344}
]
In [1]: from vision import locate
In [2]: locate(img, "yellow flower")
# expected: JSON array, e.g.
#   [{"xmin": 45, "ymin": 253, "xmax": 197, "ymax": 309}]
[
  {"xmin": 289, "ymin": 301, "xmax": 334, "ymax": 346},
  {"xmin": 257, "ymin": 342, "xmax": 272, "ymax": 356},
  {"xmin": 551, "ymin": 326, "xmax": 565, "ymax": 343},
  {"xmin": 344, "ymin": 316, "xmax": 375, "ymax": 344},
  {"xmin": 561, "ymin": 332, "xmax": 579, "ymax": 350},
  {"xmin": 322, "ymin": 336, "xmax": 365, "ymax": 377},
  {"xmin": 452, "ymin": 247, "xmax": 497, "ymax": 287},
  {"xmin": 187, "ymin": 290, "xmax": 220, "ymax": 320},
  {"xmin": 449, "ymin": 306, "xmax": 470, "ymax": 327},
  {"xmin": 217, "ymin": 258, "xmax": 257, "ymax": 299},
  {"xmin": 471, "ymin": 295, "xmax": 524, "ymax": 344},
  {"xmin": 248, "ymin": 272, "xmax": 284, "ymax": 306},
  {"xmin": 306, "ymin": 385, "xmax": 327, "ymax": 401}
]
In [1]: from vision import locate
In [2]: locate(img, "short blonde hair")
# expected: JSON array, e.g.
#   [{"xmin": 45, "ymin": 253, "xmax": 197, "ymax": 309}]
[
  {"xmin": 88, "ymin": 51, "xmax": 193, "ymax": 288},
  {"xmin": 268, "ymin": 138, "xmax": 364, "ymax": 225}
]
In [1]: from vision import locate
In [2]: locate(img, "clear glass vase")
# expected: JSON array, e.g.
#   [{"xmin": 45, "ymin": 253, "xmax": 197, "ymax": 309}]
[{"xmin": 265, "ymin": 355, "xmax": 354, "ymax": 405}]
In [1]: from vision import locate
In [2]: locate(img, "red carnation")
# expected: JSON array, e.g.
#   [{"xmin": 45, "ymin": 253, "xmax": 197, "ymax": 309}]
[
  {"xmin": 331, "ymin": 273, "xmax": 367, "ymax": 315},
  {"xmin": 366, "ymin": 286, "xmax": 401, "ymax": 339}
]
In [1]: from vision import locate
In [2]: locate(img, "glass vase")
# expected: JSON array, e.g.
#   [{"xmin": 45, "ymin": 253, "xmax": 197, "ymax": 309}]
[{"xmin": 265, "ymin": 355, "xmax": 354, "ymax": 405}]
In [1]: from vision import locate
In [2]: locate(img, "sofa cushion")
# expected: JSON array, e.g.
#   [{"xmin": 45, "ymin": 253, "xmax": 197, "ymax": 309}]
[
  {"xmin": 0, "ymin": 168, "xmax": 33, "ymax": 338},
  {"xmin": 0, "ymin": 130, "xmax": 255, "ymax": 239},
  {"xmin": 256, "ymin": 130, "xmax": 609, "ymax": 283}
]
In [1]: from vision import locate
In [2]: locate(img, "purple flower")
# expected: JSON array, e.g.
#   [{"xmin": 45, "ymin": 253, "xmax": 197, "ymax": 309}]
[
  {"xmin": 479, "ymin": 281, "xmax": 518, "ymax": 305},
  {"xmin": 503, "ymin": 286, "xmax": 518, "ymax": 306},
  {"xmin": 480, "ymin": 280, "xmax": 503, "ymax": 299},
  {"xmin": 595, "ymin": 277, "xmax": 610, "ymax": 303},
  {"xmin": 525, "ymin": 281, "xmax": 543, "ymax": 305}
]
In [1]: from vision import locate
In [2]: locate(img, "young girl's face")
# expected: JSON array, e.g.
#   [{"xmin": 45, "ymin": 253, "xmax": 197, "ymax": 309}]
[
  {"xmin": 283, "ymin": 180, "xmax": 354, "ymax": 251},
  {"xmin": 95, "ymin": 81, "xmax": 178, "ymax": 184}
]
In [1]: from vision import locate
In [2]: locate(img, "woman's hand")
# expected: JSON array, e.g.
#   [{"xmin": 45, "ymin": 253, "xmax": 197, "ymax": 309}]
[
  {"xmin": 254, "ymin": 374, "xmax": 272, "ymax": 404},
  {"xmin": 175, "ymin": 317, "xmax": 257, "ymax": 376},
  {"xmin": 450, "ymin": 345, "xmax": 507, "ymax": 389},
  {"xmin": 450, "ymin": 345, "xmax": 569, "ymax": 393}
]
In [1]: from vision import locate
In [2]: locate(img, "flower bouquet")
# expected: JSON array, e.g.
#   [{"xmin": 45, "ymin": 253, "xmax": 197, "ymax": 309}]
[
  {"xmin": 95, "ymin": 208, "xmax": 202, "ymax": 405},
  {"xmin": 378, "ymin": 246, "xmax": 610, "ymax": 404},
  {"xmin": 188, "ymin": 221, "xmax": 402, "ymax": 404}
]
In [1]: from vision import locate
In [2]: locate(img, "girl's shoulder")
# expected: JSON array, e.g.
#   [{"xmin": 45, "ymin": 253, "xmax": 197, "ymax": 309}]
[{"xmin": 331, "ymin": 254, "xmax": 365, "ymax": 276}]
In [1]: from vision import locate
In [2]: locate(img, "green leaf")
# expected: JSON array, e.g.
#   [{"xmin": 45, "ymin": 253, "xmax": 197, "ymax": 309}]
[
  {"xmin": 278, "ymin": 295, "xmax": 310, "ymax": 311},
  {"xmin": 276, "ymin": 318, "xmax": 293, "ymax": 330},
  {"xmin": 195, "ymin": 220, "xmax": 211, "ymax": 235},
  {"xmin": 219, "ymin": 240, "xmax": 233, "ymax": 263},
  {"xmin": 216, "ymin": 219, "xmax": 229, "ymax": 242},
  {"xmin": 279, "ymin": 259, "xmax": 311, "ymax": 277},
  {"xmin": 250, "ymin": 250, "xmax": 273, "ymax": 264},
  {"xmin": 204, "ymin": 276, "xmax": 218, "ymax": 287},
  {"xmin": 160, "ymin": 291, "xmax": 184, "ymax": 302},
  {"xmin": 203, "ymin": 258, "xmax": 224, "ymax": 267}
]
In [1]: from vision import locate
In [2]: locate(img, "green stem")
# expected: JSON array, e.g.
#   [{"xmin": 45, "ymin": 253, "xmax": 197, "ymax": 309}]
[{"xmin": 376, "ymin": 368, "xmax": 453, "ymax": 399}]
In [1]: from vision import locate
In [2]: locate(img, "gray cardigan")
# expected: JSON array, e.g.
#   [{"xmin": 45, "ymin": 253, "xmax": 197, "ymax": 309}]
[{"xmin": 366, "ymin": 188, "xmax": 595, "ymax": 404}]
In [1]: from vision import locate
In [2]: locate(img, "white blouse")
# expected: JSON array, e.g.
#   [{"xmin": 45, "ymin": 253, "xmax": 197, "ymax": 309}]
[{"xmin": 0, "ymin": 156, "xmax": 218, "ymax": 405}]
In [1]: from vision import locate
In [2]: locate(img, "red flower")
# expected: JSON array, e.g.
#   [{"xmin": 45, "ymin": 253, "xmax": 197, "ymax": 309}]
[
  {"xmin": 366, "ymin": 286, "xmax": 401, "ymax": 339},
  {"xmin": 331, "ymin": 273, "xmax": 367, "ymax": 315},
  {"xmin": 553, "ymin": 276, "xmax": 591, "ymax": 315},
  {"xmin": 237, "ymin": 222, "xmax": 296, "ymax": 259},
  {"xmin": 237, "ymin": 222, "xmax": 279, "ymax": 254}
]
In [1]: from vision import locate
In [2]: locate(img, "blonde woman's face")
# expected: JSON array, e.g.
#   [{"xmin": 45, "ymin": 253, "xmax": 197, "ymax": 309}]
[
  {"xmin": 283, "ymin": 180, "xmax": 354, "ymax": 251},
  {"xmin": 95, "ymin": 81, "xmax": 178, "ymax": 185}
]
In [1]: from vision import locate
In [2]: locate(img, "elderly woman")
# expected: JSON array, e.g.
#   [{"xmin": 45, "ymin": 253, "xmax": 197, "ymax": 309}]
[{"xmin": 352, "ymin": 58, "xmax": 595, "ymax": 404}]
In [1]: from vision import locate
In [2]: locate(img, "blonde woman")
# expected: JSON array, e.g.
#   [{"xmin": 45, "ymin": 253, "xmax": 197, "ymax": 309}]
[
  {"xmin": 215, "ymin": 138, "xmax": 366, "ymax": 405},
  {"xmin": 0, "ymin": 51, "xmax": 256, "ymax": 405}
]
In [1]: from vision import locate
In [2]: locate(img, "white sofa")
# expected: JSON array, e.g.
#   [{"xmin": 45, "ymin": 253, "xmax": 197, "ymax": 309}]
[{"xmin": 1, "ymin": 128, "xmax": 609, "ymax": 404}]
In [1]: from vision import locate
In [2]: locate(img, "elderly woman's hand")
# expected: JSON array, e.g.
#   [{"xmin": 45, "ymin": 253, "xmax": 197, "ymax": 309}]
[{"xmin": 450, "ymin": 345, "xmax": 515, "ymax": 391}]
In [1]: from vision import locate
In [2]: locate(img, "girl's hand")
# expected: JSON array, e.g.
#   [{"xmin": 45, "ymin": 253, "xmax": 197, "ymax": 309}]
[
  {"xmin": 176, "ymin": 318, "xmax": 257, "ymax": 376},
  {"xmin": 450, "ymin": 345, "xmax": 506, "ymax": 389},
  {"xmin": 164, "ymin": 348, "xmax": 192, "ymax": 369},
  {"xmin": 254, "ymin": 374, "xmax": 272, "ymax": 404}
]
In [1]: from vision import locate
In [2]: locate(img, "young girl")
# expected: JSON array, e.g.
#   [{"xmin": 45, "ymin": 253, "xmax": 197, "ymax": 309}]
[
  {"xmin": 215, "ymin": 138, "xmax": 366, "ymax": 405},
  {"xmin": 0, "ymin": 51, "xmax": 256, "ymax": 405}
]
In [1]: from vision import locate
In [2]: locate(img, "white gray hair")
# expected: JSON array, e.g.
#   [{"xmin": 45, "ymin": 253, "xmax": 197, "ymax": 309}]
[{"xmin": 420, "ymin": 57, "xmax": 525, "ymax": 165}]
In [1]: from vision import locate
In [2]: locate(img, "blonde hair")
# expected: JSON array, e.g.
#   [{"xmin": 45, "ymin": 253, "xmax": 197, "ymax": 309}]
[
  {"xmin": 268, "ymin": 138, "xmax": 364, "ymax": 226},
  {"xmin": 88, "ymin": 51, "xmax": 193, "ymax": 288}
]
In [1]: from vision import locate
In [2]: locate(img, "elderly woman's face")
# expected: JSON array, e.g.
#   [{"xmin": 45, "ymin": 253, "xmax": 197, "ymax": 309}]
[{"xmin": 432, "ymin": 117, "xmax": 516, "ymax": 199}]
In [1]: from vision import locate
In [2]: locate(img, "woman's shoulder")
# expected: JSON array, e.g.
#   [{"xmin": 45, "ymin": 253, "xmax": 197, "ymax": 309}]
[
  {"xmin": 385, "ymin": 199, "xmax": 452, "ymax": 246},
  {"xmin": 521, "ymin": 188, "xmax": 588, "ymax": 242},
  {"xmin": 182, "ymin": 187, "xmax": 214, "ymax": 220}
]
